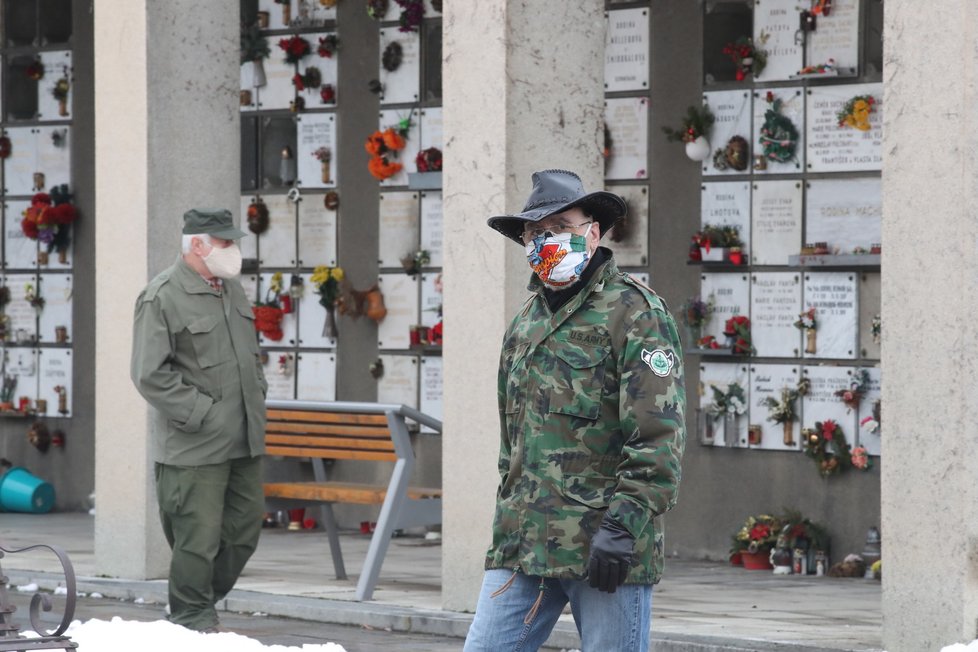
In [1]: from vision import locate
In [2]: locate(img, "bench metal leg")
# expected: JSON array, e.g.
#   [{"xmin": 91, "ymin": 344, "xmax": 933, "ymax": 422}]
[
  {"xmin": 318, "ymin": 504, "xmax": 347, "ymax": 581},
  {"xmin": 355, "ymin": 458, "xmax": 411, "ymax": 601}
]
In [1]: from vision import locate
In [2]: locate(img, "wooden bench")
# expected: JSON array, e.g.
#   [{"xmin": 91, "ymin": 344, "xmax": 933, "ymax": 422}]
[{"xmin": 263, "ymin": 400, "xmax": 442, "ymax": 601}]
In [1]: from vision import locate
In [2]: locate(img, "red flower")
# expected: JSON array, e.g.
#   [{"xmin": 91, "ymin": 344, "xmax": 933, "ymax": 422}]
[
  {"xmin": 822, "ymin": 419, "xmax": 837, "ymax": 440},
  {"xmin": 320, "ymin": 84, "xmax": 335, "ymax": 104},
  {"xmin": 278, "ymin": 36, "xmax": 311, "ymax": 64},
  {"xmin": 292, "ymin": 73, "xmax": 305, "ymax": 92},
  {"xmin": 766, "ymin": 91, "xmax": 775, "ymax": 103},
  {"xmin": 749, "ymin": 524, "xmax": 771, "ymax": 541}
]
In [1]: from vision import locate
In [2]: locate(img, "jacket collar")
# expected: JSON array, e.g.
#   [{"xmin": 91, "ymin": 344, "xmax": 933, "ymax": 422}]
[{"xmin": 173, "ymin": 254, "xmax": 220, "ymax": 295}]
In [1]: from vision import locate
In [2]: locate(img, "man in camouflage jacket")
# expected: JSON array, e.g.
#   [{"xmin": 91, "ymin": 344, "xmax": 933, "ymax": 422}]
[{"xmin": 464, "ymin": 170, "xmax": 686, "ymax": 652}]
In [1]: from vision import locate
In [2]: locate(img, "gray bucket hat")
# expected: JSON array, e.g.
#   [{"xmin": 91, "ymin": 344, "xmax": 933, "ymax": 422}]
[{"xmin": 487, "ymin": 169, "xmax": 627, "ymax": 245}]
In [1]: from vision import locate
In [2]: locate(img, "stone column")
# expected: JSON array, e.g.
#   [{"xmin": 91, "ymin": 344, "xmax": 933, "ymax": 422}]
[
  {"xmin": 441, "ymin": 0, "xmax": 606, "ymax": 611},
  {"xmin": 93, "ymin": 0, "xmax": 240, "ymax": 578},
  {"xmin": 882, "ymin": 2, "xmax": 978, "ymax": 650}
]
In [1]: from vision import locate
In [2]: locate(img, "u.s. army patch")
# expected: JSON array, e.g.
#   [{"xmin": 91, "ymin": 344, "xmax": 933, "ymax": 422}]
[{"xmin": 641, "ymin": 348, "xmax": 675, "ymax": 377}]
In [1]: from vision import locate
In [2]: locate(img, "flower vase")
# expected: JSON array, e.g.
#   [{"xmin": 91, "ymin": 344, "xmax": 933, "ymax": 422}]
[
  {"xmin": 320, "ymin": 160, "xmax": 331, "ymax": 184},
  {"xmin": 724, "ymin": 412, "xmax": 738, "ymax": 447},
  {"xmin": 699, "ymin": 246, "xmax": 727, "ymax": 263},
  {"xmin": 58, "ymin": 98, "xmax": 68, "ymax": 117},
  {"xmin": 280, "ymin": 2, "xmax": 291, "ymax": 25},
  {"xmin": 38, "ymin": 251, "xmax": 49, "ymax": 266},
  {"xmin": 698, "ymin": 411, "xmax": 715, "ymax": 446},
  {"xmin": 782, "ymin": 420, "xmax": 795, "ymax": 446},
  {"xmin": 58, "ymin": 249, "xmax": 67, "ymax": 264},
  {"xmin": 250, "ymin": 58, "xmax": 267, "ymax": 88},
  {"xmin": 322, "ymin": 306, "xmax": 338, "ymax": 339},
  {"xmin": 741, "ymin": 550, "xmax": 773, "ymax": 570},
  {"xmin": 805, "ymin": 327, "xmax": 817, "ymax": 354},
  {"xmin": 685, "ymin": 136, "xmax": 712, "ymax": 162}
]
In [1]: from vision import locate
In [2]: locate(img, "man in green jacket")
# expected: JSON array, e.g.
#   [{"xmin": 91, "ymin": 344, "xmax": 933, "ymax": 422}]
[
  {"xmin": 131, "ymin": 208, "xmax": 268, "ymax": 632},
  {"xmin": 464, "ymin": 170, "xmax": 686, "ymax": 652}
]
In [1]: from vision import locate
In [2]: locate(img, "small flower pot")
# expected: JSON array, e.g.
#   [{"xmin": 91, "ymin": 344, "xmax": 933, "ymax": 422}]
[
  {"xmin": 699, "ymin": 246, "xmax": 727, "ymax": 263},
  {"xmin": 741, "ymin": 550, "xmax": 773, "ymax": 570},
  {"xmin": 685, "ymin": 136, "xmax": 712, "ymax": 162}
]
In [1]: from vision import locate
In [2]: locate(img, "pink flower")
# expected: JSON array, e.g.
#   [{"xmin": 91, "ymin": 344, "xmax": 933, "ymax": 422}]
[{"xmin": 851, "ymin": 446, "xmax": 869, "ymax": 470}]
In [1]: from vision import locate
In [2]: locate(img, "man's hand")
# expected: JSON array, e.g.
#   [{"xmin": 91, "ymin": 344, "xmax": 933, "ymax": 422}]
[{"xmin": 587, "ymin": 513, "xmax": 635, "ymax": 593}]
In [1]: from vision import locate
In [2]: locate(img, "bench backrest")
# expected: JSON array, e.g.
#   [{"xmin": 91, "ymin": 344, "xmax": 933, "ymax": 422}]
[{"xmin": 265, "ymin": 408, "xmax": 399, "ymax": 462}]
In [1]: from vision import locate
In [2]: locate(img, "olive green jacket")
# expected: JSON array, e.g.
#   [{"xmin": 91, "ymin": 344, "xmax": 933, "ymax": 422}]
[
  {"xmin": 131, "ymin": 256, "xmax": 268, "ymax": 465},
  {"xmin": 486, "ymin": 252, "xmax": 686, "ymax": 584}
]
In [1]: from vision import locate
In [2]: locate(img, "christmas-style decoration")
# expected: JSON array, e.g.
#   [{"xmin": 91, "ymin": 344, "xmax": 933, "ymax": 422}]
[
  {"xmin": 382, "ymin": 41, "xmax": 403, "ymax": 72},
  {"xmin": 312, "ymin": 146, "xmax": 332, "ymax": 183},
  {"xmin": 393, "ymin": 0, "xmax": 424, "ymax": 32},
  {"xmin": 320, "ymin": 83, "xmax": 336, "ymax": 104},
  {"xmin": 247, "ymin": 198, "xmax": 270, "ymax": 235},
  {"xmin": 803, "ymin": 419, "xmax": 852, "ymax": 477},
  {"xmin": 662, "ymin": 105, "xmax": 715, "ymax": 162},
  {"xmin": 759, "ymin": 91, "xmax": 799, "ymax": 163},
  {"xmin": 712, "ymin": 135, "xmax": 750, "ymax": 171},
  {"xmin": 311, "ymin": 265, "xmax": 344, "ymax": 339},
  {"xmin": 415, "ymin": 147, "xmax": 442, "ymax": 172},
  {"xmin": 722, "ymin": 36, "xmax": 767, "ymax": 81},
  {"xmin": 731, "ymin": 514, "xmax": 783, "ymax": 560},
  {"xmin": 834, "ymin": 368, "xmax": 870, "ymax": 412},
  {"xmin": 837, "ymin": 95, "xmax": 876, "ymax": 131},
  {"xmin": 22, "ymin": 187, "xmax": 78, "ymax": 264},
  {"xmin": 762, "ymin": 382, "xmax": 807, "ymax": 446},
  {"xmin": 317, "ymin": 34, "xmax": 339, "ymax": 58},
  {"xmin": 365, "ymin": 118, "xmax": 410, "ymax": 180},
  {"xmin": 367, "ymin": 0, "xmax": 389, "ymax": 20},
  {"xmin": 241, "ymin": 24, "xmax": 270, "ymax": 88},
  {"xmin": 794, "ymin": 307, "xmax": 817, "ymax": 354},
  {"xmin": 860, "ymin": 399, "xmax": 882, "ymax": 435},
  {"xmin": 278, "ymin": 35, "xmax": 311, "ymax": 64},
  {"xmin": 722, "ymin": 315, "xmax": 751, "ymax": 354},
  {"xmin": 691, "ymin": 223, "xmax": 743, "ymax": 262}
]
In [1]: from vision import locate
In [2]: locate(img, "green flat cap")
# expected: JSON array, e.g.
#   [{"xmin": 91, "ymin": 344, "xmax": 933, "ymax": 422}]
[{"xmin": 182, "ymin": 208, "xmax": 248, "ymax": 240}]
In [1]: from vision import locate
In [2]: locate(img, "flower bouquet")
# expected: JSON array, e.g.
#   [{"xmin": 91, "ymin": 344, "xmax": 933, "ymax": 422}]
[
  {"xmin": 722, "ymin": 36, "xmax": 767, "ymax": 81},
  {"xmin": 365, "ymin": 117, "xmax": 410, "ymax": 181},
  {"xmin": 278, "ymin": 35, "xmax": 311, "ymax": 65},
  {"xmin": 691, "ymin": 224, "xmax": 743, "ymax": 263},
  {"xmin": 723, "ymin": 315, "xmax": 752, "ymax": 355},
  {"xmin": 253, "ymin": 274, "xmax": 285, "ymax": 341},
  {"xmin": 706, "ymin": 382, "xmax": 747, "ymax": 447},
  {"xmin": 762, "ymin": 382, "xmax": 805, "ymax": 446},
  {"xmin": 21, "ymin": 186, "xmax": 78, "ymax": 264},
  {"xmin": 679, "ymin": 295, "xmax": 713, "ymax": 342},
  {"xmin": 794, "ymin": 307, "xmax": 817, "ymax": 354},
  {"xmin": 662, "ymin": 105, "xmax": 716, "ymax": 161},
  {"xmin": 732, "ymin": 514, "xmax": 783, "ymax": 569},
  {"xmin": 311, "ymin": 265, "xmax": 345, "ymax": 338},
  {"xmin": 312, "ymin": 146, "xmax": 332, "ymax": 184},
  {"xmin": 837, "ymin": 95, "xmax": 876, "ymax": 131},
  {"xmin": 834, "ymin": 368, "xmax": 870, "ymax": 412}
]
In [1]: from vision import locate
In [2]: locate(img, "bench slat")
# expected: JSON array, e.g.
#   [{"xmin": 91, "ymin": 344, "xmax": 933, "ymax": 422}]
[
  {"xmin": 267, "ymin": 410, "xmax": 389, "ymax": 426},
  {"xmin": 266, "ymin": 433, "xmax": 395, "ymax": 451},
  {"xmin": 266, "ymin": 421, "xmax": 391, "ymax": 438},
  {"xmin": 264, "ymin": 481, "xmax": 442, "ymax": 504},
  {"xmin": 266, "ymin": 445, "xmax": 397, "ymax": 462}
]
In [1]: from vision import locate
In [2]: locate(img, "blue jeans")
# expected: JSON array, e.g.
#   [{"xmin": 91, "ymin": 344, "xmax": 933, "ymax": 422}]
[{"xmin": 463, "ymin": 569, "xmax": 653, "ymax": 652}]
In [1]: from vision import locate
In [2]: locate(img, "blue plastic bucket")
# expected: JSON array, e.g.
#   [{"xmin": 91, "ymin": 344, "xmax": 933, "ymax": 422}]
[{"xmin": 0, "ymin": 467, "xmax": 55, "ymax": 513}]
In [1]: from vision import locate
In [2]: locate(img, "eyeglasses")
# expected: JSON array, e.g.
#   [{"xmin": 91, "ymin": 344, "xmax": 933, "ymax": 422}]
[{"xmin": 522, "ymin": 221, "xmax": 593, "ymax": 243}]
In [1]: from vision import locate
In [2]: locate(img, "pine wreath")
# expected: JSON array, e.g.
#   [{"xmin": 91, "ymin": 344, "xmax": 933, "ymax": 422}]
[
  {"xmin": 382, "ymin": 41, "xmax": 403, "ymax": 72},
  {"xmin": 759, "ymin": 96, "xmax": 798, "ymax": 164},
  {"xmin": 802, "ymin": 420, "xmax": 852, "ymax": 478}
]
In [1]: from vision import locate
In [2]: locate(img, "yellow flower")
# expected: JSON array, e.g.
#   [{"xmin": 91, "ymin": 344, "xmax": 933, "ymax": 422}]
[
  {"xmin": 270, "ymin": 272, "xmax": 284, "ymax": 293},
  {"xmin": 310, "ymin": 265, "xmax": 331, "ymax": 286},
  {"xmin": 330, "ymin": 267, "xmax": 344, "ymax": 281}
]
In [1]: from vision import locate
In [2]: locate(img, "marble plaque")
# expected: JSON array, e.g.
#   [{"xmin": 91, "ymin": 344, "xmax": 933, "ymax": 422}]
[
  {"xmin": 377, "ymin": 354, "xmax": 419, "ymax": 409},
  {"xmin": 703, "ymin": 91, "xmax": 752, "ymax": 176},
  {"xmin": 806, "ymin": 0, "xmax": 860, "ymax": 75},
  {"xmin": 259, "ymin": 272, "xmax": 298, "ymax": 346},
  {"xmin": 258, "ymin": 53, "xmax": 296, "ymax": 111},
  {"xmin": 379, "ymin": 192, "xmax": 420, "ymax": 267},
  {"xmin": 257, "ymin": 194, "xmax": 297, "ymax": 267},
  {"xmin": 297, "ymin": 112, "xmax": 338, "ymax": 189},
  {"xmin": 37, "ymin": 273, "xmax": 71, "ymax": 345},
  {"xmin": 4, "ymin": 200, "xmax": 38, "ymax": 269},
  {"xmin": 802, "ymin": 272, "xmax": 858, "ymax": 360},
  {"xmin": 604, "ymin": 8, "xmax": 649, "ymax": 92},
  {"xmin": 301, "ymin": 1, "xmax": 338, "ymax": 23},
  {"xmin": 605, "ymin": 185, "xmax": 649, "ymax": 266},
  {"xmin": 751, "ymin": 180, "xmax": 802, "ymax": 265},
  {"xmin": 420, "ymin": 192, "xmax": 443, "ymax": 267},
  {"xmin": 296, "ymin": 193, "xmax": 338, "ymax": 267},
  {"xmin": 5, "ymin": 126, "xmax": 71, "ymax": 195},
  {"xmin": 801, "ymin": 365, "xmax": 859, "ymax": 437},
  {"xmin": 807, "ymin": 83, "xmax": 883, "ymax": 172},
  {"xmin": 262, "ymin": 351, "xmax": 296, "ymax": 400},
  {"xmin": 420, "ymin": 107, "xmax": 443, "ymax": 151},
  {"xmin": 5, "ymin": 348, "xmax": 38, "ymax": 399},
  {"xmin": 699, "ymin": 361, "xmax": 750, "ymax": 448},
  {"xmin": 380, "ymin": 29, "xmax": 421, "ymax": 105},
  {"xmin": 749, "ymin": 363, "xmax": 803, "ymax": 451},
  {"xmin": 296, "ymin": 351, "xmax": 337, "ymax": 401},
  {"xmin": 856, "ymin": 366, "xmax": 881, "ymax": 455},
  {"xmin": 379, "ymin": 109, "xmax": 421, "ymax": 187},
  {"xmin": 241, "ymin": 274, "xmax": 260, "ymax": 304},
  {"xmin": 297, "ymin": 32, "xmax": 339, "ymax": 107},
  {"xmin": 419, "ymin": 356, "xmax": 443, "ymax": 433},
  {"xmin": 700, "ymin": 272, "xmax": 750, "ymax": 343},
  {"xmin": 859, "ymin": 272, "xmax": 881, "ymax": 360},
  {"xmin": 750, "ymin": 272, "xmax": 801, "ymax": 358},
  {"xmin": 420, "ymin": 272, "xmax": 443, "ymax": 329},
  {"xmin": 753, "ymin": 0, "xmax": 804, "ymax": 81},
  {"xmin": 377, "ymin": 273, "xmax": 419, "ymax": 350},
  {"xmin": 805, "ymin": 178, "xmax": 881, "ymax": 254},
  {"xmin": 702, "ymin": 182, "xmax": 751, "ymax": 256},
  {"xmin": 37, "ymin": 348, "xmax": 71, "ymax": 416},
  {"xmin": 37, "ymin": 50, "xmax": 72, "ymax": 121},
  {"xmin": 296, "ymin": 271, "xmax": 336, "ymax": 349},
  {"xmin": 752, "ymin": 87, "xmax": 804, "ymax": 173},
  {"xmin": 5, "ymin": 274, "xmax": 38, "ymax": 343},
  {"xmin": 604, "ymin": 97, "xmax": 648, "ymax": 180}
]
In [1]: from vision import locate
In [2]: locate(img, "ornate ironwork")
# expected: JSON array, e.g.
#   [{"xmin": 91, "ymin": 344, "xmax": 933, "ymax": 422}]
[{"xmin": 0, "ymin": 542, "xmax": 77, "ymax": 651}]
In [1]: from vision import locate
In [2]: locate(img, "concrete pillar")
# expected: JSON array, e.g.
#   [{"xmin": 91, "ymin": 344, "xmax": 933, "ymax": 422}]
[
  {"xmin": 882, "ymin": 2, "xmax": 978, "ymax": 649},
  {"xmin": 441, "ymin": 0, "xmax": 605, "ymax": 611},
  {"xmin": 94, "ymin": 0, "xmax": 240, "ymax": 578}
]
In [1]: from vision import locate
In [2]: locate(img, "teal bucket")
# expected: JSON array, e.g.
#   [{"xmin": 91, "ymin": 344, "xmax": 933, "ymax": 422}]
[{"xmin": 0, "ymin": 467, "xmax": 55, "ymax": 513}]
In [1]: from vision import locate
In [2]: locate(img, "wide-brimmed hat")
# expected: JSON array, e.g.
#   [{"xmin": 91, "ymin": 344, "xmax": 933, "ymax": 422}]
[{"xmin": 487, "ymin": 169, "xmax": 626, "ymax": 245}]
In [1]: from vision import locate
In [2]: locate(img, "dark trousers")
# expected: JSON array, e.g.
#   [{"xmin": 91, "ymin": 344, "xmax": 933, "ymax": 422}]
[{"xmin": 154, "ymin": 456, "xmax": 264, "ymax": 630}]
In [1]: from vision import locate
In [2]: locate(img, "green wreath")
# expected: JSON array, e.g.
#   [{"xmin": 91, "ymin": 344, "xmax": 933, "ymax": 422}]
[
  {"xmin": 802, "ymin": 420, "xmax": 852, "ymax": 477},
  {"xmin": 759, "ymin": 97, "xmax": 798, "ymax": 164}
]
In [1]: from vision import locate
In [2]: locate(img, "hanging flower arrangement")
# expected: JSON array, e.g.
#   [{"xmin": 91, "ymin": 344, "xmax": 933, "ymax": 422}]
[
  {"xmin": 393, "ymin": 0, "xmax": 424, "ymax": 32},
  {"xmin": 679, "ymin": 295, "xmax": 713, "ymax": 338},
  {"xmin": 21, "ymin": 186, "xmax": 78, "ymax": 262},
  {"xmin": 320, "ymin": 83, "xmax": 336, "ymax": 104},
  {"xmin": 241, "ymin": 24, "xmax": 271, "ymax": 63},
  {"xmin": 311, "ymin": 265, "xmax": 345, "ymax": 339},
  {"xmin": 837, "ymin": 95, "xmax": 876, "ymax": 131},
  {"xmin": 662, "ymin": 105, "xmax": 715, "ymax": 161},
  {"xmin": 415, "ymin": 147, "xmax": 442, "ymax": 172},
  {"xmin": 762, "ymin": 381, "xmax": 808, "ymax": 446},
  {"xmin": 246, "ymin": 198, "xmax": 270, "ymax": 235},
  {"xmin": 803, "ymin": 419, "xmax": 852, "ymax": 477},
  {"xmin": 759, "ymin": 92, "xmax": 799, "ymax": 163},
  {"xmin": 723, "ymin": 315, "xmax": 752, "ymax": 355},
  {"xmin": 722, "ymin": 36, "xmax": 767, "ymax": 81},
  {"xmin": 705, "ymin": 382, "xmax": 747, "ymax": 421},
  {"xmin": 834, "ymin": 368, "xmax": 870, "ymax": 412},
  {"xmin": 278, "ymin": 35, "xmax": 311, "ymax": 64},
  {"xmin": 382, "ymin": 42, "xmax": 403, "ymax": 72},
  {"xmin": 292, "ymin": 66, "xmax": 321, "ymax": 91},
  {"xmin": 794, "ymin": 307, "xmax": 817, "ymax": 354},
  {"xmin": 253, "ymin": 274, "xmax": 285, "ymax": 341},
  {"xmin": 850, "ymin": 446, "xmax": 872, "ymax": 471},
  {"xmin": 365, "ymin": 117, "xmax": 410, "ymax": 180},
  {"xmin": 317, "ymin": 34, "xmax": 339, "ymax": 58}
]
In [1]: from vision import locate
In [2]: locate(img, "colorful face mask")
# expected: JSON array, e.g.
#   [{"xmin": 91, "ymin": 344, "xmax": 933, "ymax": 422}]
[{"xmin": 525, "ymin": 225, "xmax": 592, "ymax": 289}]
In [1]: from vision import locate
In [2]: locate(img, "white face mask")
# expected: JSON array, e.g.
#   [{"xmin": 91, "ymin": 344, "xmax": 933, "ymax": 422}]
[
  {"xmin": 201, "ymin": 239, "xmax": 243, "ymax": 279},
  {"xmin": 525, "ymin": 224, "xmax": 593, "ymax": 289}
]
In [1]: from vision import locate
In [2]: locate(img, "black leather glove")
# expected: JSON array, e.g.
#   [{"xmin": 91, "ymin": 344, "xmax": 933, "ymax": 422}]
[{"xmin": 587, "ymin": 513, "xmax": 635, "ymax": 593}]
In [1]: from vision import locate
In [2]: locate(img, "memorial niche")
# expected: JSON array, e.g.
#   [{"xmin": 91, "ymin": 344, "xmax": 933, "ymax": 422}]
[{"xmin": 702, "ymin": 1, "xmax": 752, "ymax": 85}]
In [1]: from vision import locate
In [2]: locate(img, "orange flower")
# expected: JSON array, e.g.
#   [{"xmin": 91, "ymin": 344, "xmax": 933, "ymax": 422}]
[
  {"xmin": 368, "ymin": 156, "xmax": 402, "ymax": 180},
  {"xmin": 364, "ymin": 131, "xmax": 386, "ymax": 156},
  {"xmin": 381, "ymin": 128, "xmax": 405, "ymax": 151}
]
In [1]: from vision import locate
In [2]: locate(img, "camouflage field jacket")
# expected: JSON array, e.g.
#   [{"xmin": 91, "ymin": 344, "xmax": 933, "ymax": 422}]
[{"xmin": 486, "ymin": 253, "xmax": 686, "ymax": 584}]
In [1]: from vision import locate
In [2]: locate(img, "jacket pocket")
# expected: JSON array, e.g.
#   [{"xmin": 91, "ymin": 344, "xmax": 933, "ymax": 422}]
[
  {"xmin": 548, "ymin": 345, "xmax": 610, "ymax": 420},
  {"xmin": 561, "ymin": 471, "xmax": 617, "ymax": 508},
  {"xmin": 187, "ymin": 315, "xmax": 225, "ymax": 369}
]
